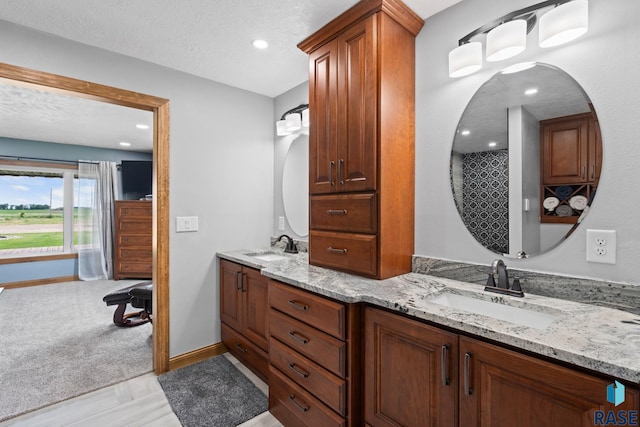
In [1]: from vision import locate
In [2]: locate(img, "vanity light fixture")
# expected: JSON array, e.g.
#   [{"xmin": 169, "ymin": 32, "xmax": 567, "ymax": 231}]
[
  {"xmin": 488, "ymin": 141, "xmax": 498, "ymax": 148},
  {"xmin": 448, "ymin": 0, "xmax": 588, "ymax": 78},
  {"xmin": 461, "ymin": 129, "xmax": 471, "ymax": 136},
  {"xmin": 276, "ymin": 103, "xmax": 309, "ymax": 136}
]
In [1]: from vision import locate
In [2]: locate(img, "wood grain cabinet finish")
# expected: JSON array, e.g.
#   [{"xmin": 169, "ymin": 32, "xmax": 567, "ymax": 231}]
[
  {"xmin": 300, "ymin": 0, "xmax": 423, "ymax": 279},
  {"xmin": 268, "ymin": 280, "xmax": 361, "ymax": 426},
  {"xmin": 459, "ymin": 336, "xmax": 640, "ymax": 427},
  {"xmin": 114, "ymin": 200, "xmax": 152, "ymax": 280},
  {"xmin": 364, "ymin": 307, "xmax": 458, "ymax": 427},
  {"xmin": 219, "ymin": 259, "xmax": 269, "ymax": 382}
]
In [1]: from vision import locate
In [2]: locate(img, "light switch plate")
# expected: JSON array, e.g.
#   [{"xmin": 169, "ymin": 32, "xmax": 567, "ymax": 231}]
[{"xmin": 176, "ymin": 216, "xmax": 198, "ymax": 232}]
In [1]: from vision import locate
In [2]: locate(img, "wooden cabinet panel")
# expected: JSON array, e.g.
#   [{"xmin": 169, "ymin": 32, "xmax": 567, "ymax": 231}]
[
  {"xmin": 364, "ymin": 307, "xmax": 458, "ymax": 427},
  {"xmin": 310, "ymin": 193, "xmax": 377, "ymax": 233},
  {"xmin": 219, "ymin": 259, "xmax": 269, "ymax": 377},
  {"xmin": 309, "ymin": 230, "xmax": 377, "ymax": 278},
  {"xmin": 269, "ymin": 367, "xmax": 346, "ymax": 427},
  {"xmin": 309, "ymin": 39, "xmax": 339, "ymax": 195},
  {"xmin": 270, "ymin": 337, "xmax": 346, "ymax": 416},
  {"xmin": 459, "ymin": 336, "xmax": 640, "ymax": 427},
  {"xmin": 114, "ymin": 200, "xmax": 152, "ymax": 280},
  {"xmin": 302, "ymin": 0, "xmax": 421, "ymax": 279},
  {"xmin": 542, "ymin": 115, "xmax": 590, "ymax": 185},
  {"xmin": 220, "ymin": 259, "xmax": 243, "ymax": 332},
  {"xmin": 221, "ymin": 323, "xmax": 268, "ymax": 383},
  {"xmin": 336, "ymin": 15, "xmax": 377, "ymax": 193},
  {"xmin": 270, "ymin": 309, "xmax": 346, "ymax": 378},
  {"xmin": 269, "ymin": 280, "xmax": 346, "ymax": 339}
]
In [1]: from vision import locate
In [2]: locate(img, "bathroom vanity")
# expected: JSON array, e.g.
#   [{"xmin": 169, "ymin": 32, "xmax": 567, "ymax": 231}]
[{"xmin": 218, "ymin": 248, "xmax": 640, "ymax": 426}]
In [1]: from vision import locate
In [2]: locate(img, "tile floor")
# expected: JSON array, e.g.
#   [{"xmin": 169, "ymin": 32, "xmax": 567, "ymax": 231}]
[{"xmin": 0, "ymin": 354, "xmax": 282, "ymax": 427}]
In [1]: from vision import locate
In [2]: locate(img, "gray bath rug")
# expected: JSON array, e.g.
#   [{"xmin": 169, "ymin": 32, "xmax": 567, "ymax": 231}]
[{"xmin": 158, "ymin": 355, "xmax": 267, "ymax": 427}]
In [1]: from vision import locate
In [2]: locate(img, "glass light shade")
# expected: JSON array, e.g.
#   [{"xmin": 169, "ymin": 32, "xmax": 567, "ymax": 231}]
[
  {"xmin": 276, "ymin": 120, "xmax": 291, "ymax": 136},
  {"xmin": 301, "ymin": 108, "xmax": 310, "ymax": 127},
  {"xmin": 285, "ymin": 113, "xmax": 302, "ymax": 132},
  {"xmin": 539, "ymin": 0, "xmax": 588, "ymax": 48},
  {"xmin": 448, "ymin": 42, "xmax": 483, "ymax": 78},
  {"xmin": 486, "ymin": 19, "xmax": 527, "ymax": 62}
]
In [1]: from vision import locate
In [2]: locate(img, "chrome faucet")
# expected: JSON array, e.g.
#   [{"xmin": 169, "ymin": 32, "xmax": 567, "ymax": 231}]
[
  {"xmin": 485, "ymin": 259, "xmax": 524, "ymax": 297},
  {"xmin": 276, "ymin": 234, "xmax": 298, "ymax": 254}
]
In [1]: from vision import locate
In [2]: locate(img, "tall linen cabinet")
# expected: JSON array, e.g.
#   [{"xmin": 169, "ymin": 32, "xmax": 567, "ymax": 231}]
[{"xmin": 299, "ymin": 0, "xmax": 423, "ymax": 279}]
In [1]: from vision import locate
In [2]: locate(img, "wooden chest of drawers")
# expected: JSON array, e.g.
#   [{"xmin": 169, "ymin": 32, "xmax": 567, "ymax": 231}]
[
  {"xmin": 114, "ymin": 200, "xmax": 152, "ymax": 280},
  {"xmin": 268, "ymin": 280, "xmax": 360, "ymax": 426}
]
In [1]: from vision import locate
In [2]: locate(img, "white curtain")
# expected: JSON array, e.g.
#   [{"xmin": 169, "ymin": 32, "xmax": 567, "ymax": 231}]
[{"xmin": 77, "ymin": 161, "xmax": 118, "ymax": 281}]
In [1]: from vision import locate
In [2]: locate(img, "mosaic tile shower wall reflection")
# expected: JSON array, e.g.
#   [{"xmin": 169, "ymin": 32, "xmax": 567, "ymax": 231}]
[{"xmin": 461, "ymin": 150, "xmax": 509, "ymax": 254}]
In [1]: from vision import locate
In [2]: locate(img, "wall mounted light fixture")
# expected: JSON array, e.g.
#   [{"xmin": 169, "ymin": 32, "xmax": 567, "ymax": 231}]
[
  {"xmin": 449, "ymin": 0, "xmax": 588, "ymax": 78},
  {"xmin": 276, "ymin": 104, "xmax": 310, "ymax": 136}
]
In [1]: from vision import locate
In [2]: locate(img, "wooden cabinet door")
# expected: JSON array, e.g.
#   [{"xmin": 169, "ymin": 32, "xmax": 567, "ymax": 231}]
[
  {"xmin": 542, "ymin": 115, "xmax": 590, "ymax": 184},
  {"xmin": 242, "ymin": 267, "xmax": 269, "ymax": 352},
  {"xmin": 459, "ymin": 336, "xmax": 640, "ymax": 427},
  {"xmin": 309, "ymin": 39, "xmax": 338, "ymax": 195},
  {"xmin": 336, "ymin": 15, "xmax": 377, "ymax": 193},
  {"xmin": 219, "ymin": 259, "xmax": 242, "ymax": 332},
  {"xmin": 364, "ymin": 307, "xmax": 458, "ymax": 427}
]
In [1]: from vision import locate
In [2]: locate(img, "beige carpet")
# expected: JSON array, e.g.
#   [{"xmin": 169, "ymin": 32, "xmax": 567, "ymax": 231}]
[{"xmin": 0, "ymin": 280, "xmax": 152, "ymax": 422}]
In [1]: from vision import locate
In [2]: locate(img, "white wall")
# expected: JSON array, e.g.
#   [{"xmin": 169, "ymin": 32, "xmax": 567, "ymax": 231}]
[
  {"xmin": 415, "ymin": 0, "xmax": 640, "ymax": 283},
  {"xmin": 0, "ymin": 21, "xmax": 275, "ymax": 356}
]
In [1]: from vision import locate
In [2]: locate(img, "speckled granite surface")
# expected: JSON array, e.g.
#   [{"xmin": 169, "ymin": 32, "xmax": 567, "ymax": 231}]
[
  {"xmin": 413, "ymin": 256, "xmax": 640, "ymax": 315},
  {"xmin": 217, "ymin": 248, "xmax": 640, "ymax": 384}
]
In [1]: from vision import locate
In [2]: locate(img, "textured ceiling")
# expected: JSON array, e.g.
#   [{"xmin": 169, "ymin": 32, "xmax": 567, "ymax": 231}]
[{"xmin": 0, "ymin": 0, "xmax": 461, "ymax": 151}]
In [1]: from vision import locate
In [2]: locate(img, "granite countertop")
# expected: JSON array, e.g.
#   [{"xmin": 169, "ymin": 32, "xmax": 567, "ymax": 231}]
[{"xmin": 217, "ymin": 247, "xmax": 640, "ymax": 385}]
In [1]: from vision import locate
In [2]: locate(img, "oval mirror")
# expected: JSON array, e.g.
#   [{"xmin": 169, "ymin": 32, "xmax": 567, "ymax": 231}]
[
  {"xmin": 450, "ymin": 63, "xmax": 601, "ymax": 258},
  {"xmin": 282, "ymin": 133, "xmax": 309, "ymax": 237}
]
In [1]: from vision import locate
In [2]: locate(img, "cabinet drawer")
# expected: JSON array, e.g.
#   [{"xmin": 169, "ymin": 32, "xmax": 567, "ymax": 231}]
[
  {"xmin": 269, "ymin": 367, "xmax": 345, "ymax": 427},
  {"xmin": 116, "ymin": 203, "xmax": 152, "ymax": 217},
  {"xmin": 309, "ymin": 230, "xmax": 377, "ymax": 278},
  {"xmin": 269, "ymin": 280, "xmax": 346, "ymax": 339},
  {"xmin": 221, "ymin": 323, "xmax": 269, "ymax": 383},
  {"xmin": 117, "ymin": 220, "xmax": 152, "ymax": 232},
  {"xmin": 270, "ymin": 309, "xmax": 346, "ymax": 378},
  {"xmin": 118, "ymin": 234, "xmax": 152, "ymax": 246},
  {"xmin": 270, "ymin": 337, "xmax": 346, "ymax": 416},
  {"xmin": 310, "ymin": 193, "xmax": 376, "ymax": 233},
  {"xmin": 118, "ymin": 248, "xmax": 152, "ymax": 261},
  {"xmin": 117, "ymin": 261, "xmax": 152, "ymax": 273}
]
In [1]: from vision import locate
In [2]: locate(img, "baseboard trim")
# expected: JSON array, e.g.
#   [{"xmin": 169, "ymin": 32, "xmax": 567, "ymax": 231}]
[
  {"xmin": 1, "ymin": 275, "xmax": 79, "ymax": 289},
  {"xmin": 168, "ymin": 342, "xmax": 227, "ymax": 371}
]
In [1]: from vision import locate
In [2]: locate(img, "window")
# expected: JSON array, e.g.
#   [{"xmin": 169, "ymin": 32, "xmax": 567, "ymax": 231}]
[{"xmin": 0, "ymin": 161, "xmax": 78, "ymax": 257}]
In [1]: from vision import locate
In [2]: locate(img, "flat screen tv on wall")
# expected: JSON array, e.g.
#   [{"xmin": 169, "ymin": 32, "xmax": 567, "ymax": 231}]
[{"xmin": 121, "ymin": 160, "xmax": 152, "ymax": 196}]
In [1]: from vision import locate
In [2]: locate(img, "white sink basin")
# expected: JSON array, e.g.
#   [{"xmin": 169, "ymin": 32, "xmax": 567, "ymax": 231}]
[
  {"xmin": 244, "ymin": 251, "xmax": 288, "ymax": 262},
  {"xmin": 430, "ymin": 293, "xmax": 556, "ymax": 330}
]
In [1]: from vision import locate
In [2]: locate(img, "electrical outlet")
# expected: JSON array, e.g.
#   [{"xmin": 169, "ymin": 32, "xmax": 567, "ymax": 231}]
[
  {"xmin": 278, "ymin": 216, "xmax": 285, "ymax": 231},
  {"xmin": 586, "ymin": 229, "xmax": 616, "ymax": 264}
]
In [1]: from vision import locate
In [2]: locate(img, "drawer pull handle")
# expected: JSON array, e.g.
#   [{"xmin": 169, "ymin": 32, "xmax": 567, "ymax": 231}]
[
  {"xmin": 288, "ymin": 331, "xmax": 309, "ymax": 344},
  {"xmin": 289, "ymin": 395, "xmax": 310, "ymax": 412},
  {"xmin": 338, "ymin": 158, "xmax": 344, "ymax": 185},
  {"xmin": 326, "ymin": 209, "xmax": 347, "ymax": 215},
  {"xmin": 327, "ymin": 247, "xmax": 347, "ymax": 254},
  {"xmin": 441, "ymin": 344, "xmax": 450, "ymax": 386},
  {"xmin": 288, "ymin": 300, "xmax": 308, "ymax": 311},
  {"xmin": 464, "ymin": 352, "xmax": 473, "ymax": 396},
  {"xmin": 235, "ymin": 343, "xmax": 248, "ymax": 353},
  {"xmin": 235, "ymin": 271, "xmax": 243, "ymax": 291},
  {"xmin": 329, "ymin": 161, "xmax": 335, "ymax": 187},
  {"xmin": 288, "ymin": 363, "xmax": 310, "ymax": 378}
]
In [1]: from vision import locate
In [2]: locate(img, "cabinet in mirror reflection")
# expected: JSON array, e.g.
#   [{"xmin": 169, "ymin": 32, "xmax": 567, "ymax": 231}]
[{"xmin": 450, "ymin": 63, "xmax": 602, "ymax": 258}]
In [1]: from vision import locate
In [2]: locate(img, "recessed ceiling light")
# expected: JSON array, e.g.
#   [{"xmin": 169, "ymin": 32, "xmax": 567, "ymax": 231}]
[
  {"xmin": 461, "ymin": 129, "xmax": 471, "ymax": 136},
  {"xmin": 136, "ymin": 124, "xmax": 149, "ymax": 130},
  {"xmin": 120, "ymin": 142, "xmax": 131, "ymax": 147},
  {"xmin": 488, "ymin": 141, "xmax": 497, "ymax": 148},
  {"xmin": 525, "ymin": 88, "xmax": 539, "ymax": 96},
  {"xmin": 252, "ymin": 39, "xmax": 269, "ymax": 49}
]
